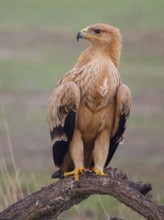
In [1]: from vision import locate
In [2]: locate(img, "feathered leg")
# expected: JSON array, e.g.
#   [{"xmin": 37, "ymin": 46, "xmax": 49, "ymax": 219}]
[
  {"xmin": 64, "ymin": 129, "xmax": 85, "ymax": 181},
  {"xmin": 92, "ymin": 129, "xmax": 109, "ymax": 176}
]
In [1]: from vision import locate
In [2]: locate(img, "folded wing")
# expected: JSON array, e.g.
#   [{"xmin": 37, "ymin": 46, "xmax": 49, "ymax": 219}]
[
  {"xmin": 47, "ymin": 82, "xmax": 80, "ymax": 167},
  {"xmin": 105, "ymin": 84, "xmax": 132, "ymax": 167}
]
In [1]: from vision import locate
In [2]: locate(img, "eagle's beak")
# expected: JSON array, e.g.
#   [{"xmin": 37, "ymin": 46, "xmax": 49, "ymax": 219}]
[{"xmin": 77, "ymin": 28, "xmax": 88, "ymax": 41}]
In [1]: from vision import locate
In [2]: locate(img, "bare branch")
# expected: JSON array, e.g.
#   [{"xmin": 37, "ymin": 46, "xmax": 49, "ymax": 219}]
[{"xmin": 0, "ymin": 169, "xmax": 163, "ymax": 220}]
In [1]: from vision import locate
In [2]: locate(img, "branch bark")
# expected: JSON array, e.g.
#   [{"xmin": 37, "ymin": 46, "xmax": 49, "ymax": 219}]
[{"xmin": 0, "ymin": 168, "xmax": 163, "ymax": 220}]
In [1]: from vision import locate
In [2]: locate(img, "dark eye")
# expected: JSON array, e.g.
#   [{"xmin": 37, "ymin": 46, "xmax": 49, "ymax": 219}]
[{"xmin": 94, "ymin": 29, "xmax": 101, "ymax": 34}]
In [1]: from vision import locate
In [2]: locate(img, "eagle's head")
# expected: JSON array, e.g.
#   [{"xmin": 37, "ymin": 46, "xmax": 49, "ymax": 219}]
[{"xmin": 77, "ymin": 23, "xmax": 122, "ymax": 66}]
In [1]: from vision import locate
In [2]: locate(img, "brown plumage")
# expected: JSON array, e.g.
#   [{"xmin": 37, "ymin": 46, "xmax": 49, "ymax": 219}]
[{"xmin": 48, "ymin": 23, "xmax": 132, "ymax": 181}]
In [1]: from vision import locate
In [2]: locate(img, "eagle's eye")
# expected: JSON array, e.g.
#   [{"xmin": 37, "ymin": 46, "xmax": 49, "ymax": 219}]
[{"xmin": 94, "ymin": 29, "xmax": 101, "ymax": 34}]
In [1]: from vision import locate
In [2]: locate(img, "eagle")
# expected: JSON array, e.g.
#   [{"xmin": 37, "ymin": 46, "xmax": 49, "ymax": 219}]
[{"xmin": 48, "ymin": 23, "xmax": 132, "ymax": 181}]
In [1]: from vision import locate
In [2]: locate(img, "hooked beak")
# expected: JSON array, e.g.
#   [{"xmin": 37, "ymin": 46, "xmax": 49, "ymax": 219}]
[
  {"xmin": 76, "ymin": 31, "xmax": 82, "ymax": 41},
  {"xmin": 76, "ymin": 28, "xmax": 88, "ymax": 41}
]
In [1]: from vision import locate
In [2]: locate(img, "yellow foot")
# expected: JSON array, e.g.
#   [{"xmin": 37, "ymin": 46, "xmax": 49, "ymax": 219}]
[
  {"xmin": 64, "ymin": 167, "xmax": 85, "ymax": 181},
  {"xmin": 92, "ymin": 168, "xmax": 108, "ymax": 176}
]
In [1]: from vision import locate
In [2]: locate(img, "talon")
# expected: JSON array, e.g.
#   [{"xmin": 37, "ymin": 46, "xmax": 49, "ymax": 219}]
[
  {"xmin": 64, "ymin": 167, "xmax": 85, "ymax": 181},
  {"xmin": 92, "ymin": 168, "xmax": 108, "ymax": 176}
]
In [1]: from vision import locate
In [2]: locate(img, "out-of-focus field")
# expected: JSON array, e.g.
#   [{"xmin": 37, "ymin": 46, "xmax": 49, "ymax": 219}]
[{"xmin": 0, "ymin": 0, "xmax": 164, "ymax": 219}]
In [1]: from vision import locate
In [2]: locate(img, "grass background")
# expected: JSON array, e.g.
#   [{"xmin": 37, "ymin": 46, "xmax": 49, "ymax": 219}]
[{"xmin": 0, "ymin": 0, "xmax": 164, "ymax": 219}]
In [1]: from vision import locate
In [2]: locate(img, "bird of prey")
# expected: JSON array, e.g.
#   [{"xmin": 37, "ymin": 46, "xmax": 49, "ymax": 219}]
[{"xmin": 48, "ymin": 23, "xmax": 132, "ymax": 181}]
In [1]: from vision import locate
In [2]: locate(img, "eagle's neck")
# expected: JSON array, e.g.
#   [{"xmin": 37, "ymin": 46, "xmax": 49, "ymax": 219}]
[
  {"xmin": 101, "ymin": 36, "xmax": 122, "ymax": 68},
  {"xmin": 75, "ymin": 38, "xmax": 121, "ymax": 69},
  {"xmin": 91, "ymin": 35, "xmax": 122, "ymax": 68},
  {"xmin": 105, "ymin": 41, "xmax": 121, "ymax": 67}
]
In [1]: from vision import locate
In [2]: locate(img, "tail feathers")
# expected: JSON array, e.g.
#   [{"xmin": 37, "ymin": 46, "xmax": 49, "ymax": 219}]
[{"xmin": 51, "ymin": 170, "xmax": 63, "ymax": 179}]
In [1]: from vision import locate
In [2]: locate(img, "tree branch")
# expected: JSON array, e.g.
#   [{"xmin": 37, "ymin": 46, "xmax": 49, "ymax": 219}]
[{"xmin": 0, "ymin": 168, "xmax": 163, "ymax": 220}]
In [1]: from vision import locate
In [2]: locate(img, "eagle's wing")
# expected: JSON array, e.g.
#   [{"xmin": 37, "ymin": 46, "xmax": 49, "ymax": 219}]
[
  {"xmin": 105, "ymin": 84, "xmax": 132, "ymax": 167},
  {"xmin": 47, "ymin": 82, "xmax": 80, "ymax": 167}
]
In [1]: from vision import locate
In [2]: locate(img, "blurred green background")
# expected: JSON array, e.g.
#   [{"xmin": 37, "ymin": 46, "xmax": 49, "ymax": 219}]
[{"xmin": 0, "ymin": 0, "xmax": 164, "ymax": 219}]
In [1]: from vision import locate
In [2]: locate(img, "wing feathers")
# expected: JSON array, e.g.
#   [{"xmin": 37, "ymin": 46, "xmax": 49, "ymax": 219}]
[
  {"xmin": 52, "ymin": 111, "xmax": 76, "ymax": 167},
  {"xmin": 48, "ymin": 82, "xmax": 80, "ymax": 143},
  {"xmin": 105, "ymin": 84, "xmax": 132, "ymax": 167},
  {"xmin": 48, "ymin": 82, "xmax": 80, "ymax": 167}
]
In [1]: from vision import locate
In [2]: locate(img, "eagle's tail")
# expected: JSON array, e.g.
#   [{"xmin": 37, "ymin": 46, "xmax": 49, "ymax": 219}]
[{"xmin": 51, "ymin": 169, "xmax": 63, "ymax": 179}]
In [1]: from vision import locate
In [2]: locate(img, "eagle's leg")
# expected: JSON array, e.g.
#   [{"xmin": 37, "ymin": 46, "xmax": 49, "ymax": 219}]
[
  {"xmin": 92, "ymin": 129, "xmax": 109, "ymax": 176},
  {"xmin": 63, "ymin": 129, "xmax": 85, "ymax": 181}
]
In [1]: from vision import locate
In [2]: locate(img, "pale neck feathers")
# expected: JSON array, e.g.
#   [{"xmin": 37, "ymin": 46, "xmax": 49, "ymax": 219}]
[{"xmin": 75, "ymin": 35, "xmax": 122, "ymax": 69}]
